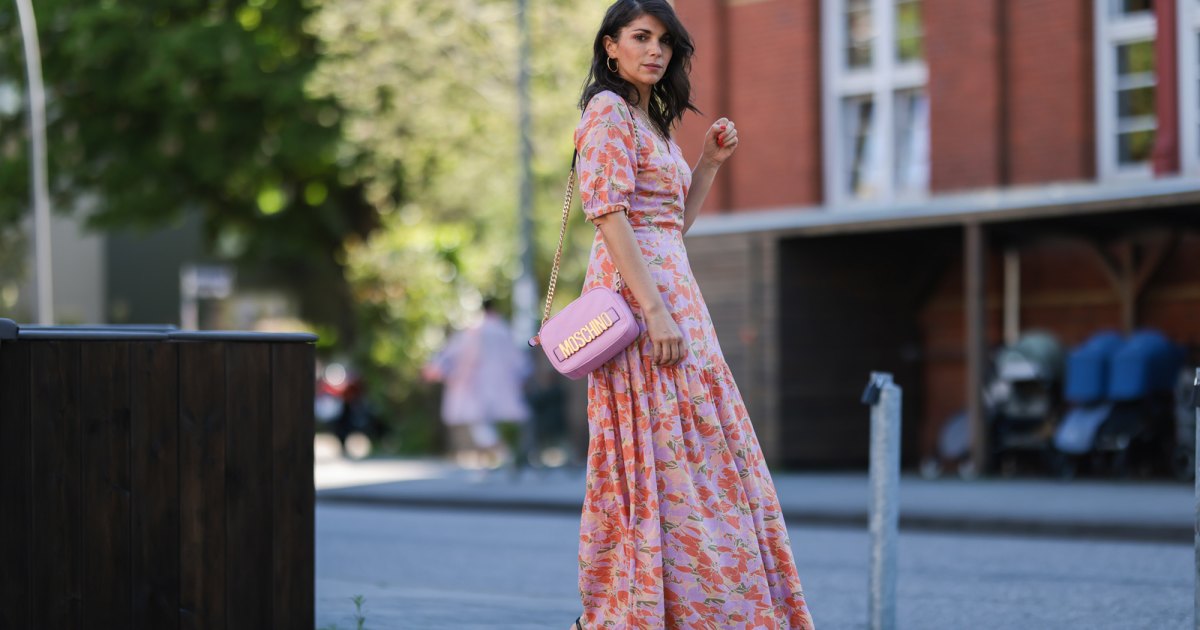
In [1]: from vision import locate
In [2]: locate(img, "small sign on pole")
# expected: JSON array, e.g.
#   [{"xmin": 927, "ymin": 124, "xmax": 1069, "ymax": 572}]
[{"xmin": 180, "ymin": 264, "xmax": 235, "ymax": 330}]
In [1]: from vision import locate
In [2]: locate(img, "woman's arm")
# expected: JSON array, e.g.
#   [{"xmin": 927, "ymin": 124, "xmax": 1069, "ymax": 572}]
[
  {"xmin": 682, "ymin": 157, "xmax": 719, "ymax": 234},
  {"xmin": 682, "ymin": 118, "xmax": 739, "ymax": 235},
  {"xmin": 593, "ymin": 211, "xmax": 688, "ymax": 367}
]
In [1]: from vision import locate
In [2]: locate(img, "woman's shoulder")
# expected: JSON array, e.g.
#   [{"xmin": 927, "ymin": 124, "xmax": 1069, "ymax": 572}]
[{"xmin": 582, "ymin": 90, "xmax": 631, "ymax": 119}]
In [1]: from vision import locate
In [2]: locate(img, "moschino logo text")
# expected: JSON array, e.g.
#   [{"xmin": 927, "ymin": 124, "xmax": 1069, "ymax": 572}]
[{"xmin": 557, "ymin": 311, "xmax": 615, "ymax": 360}]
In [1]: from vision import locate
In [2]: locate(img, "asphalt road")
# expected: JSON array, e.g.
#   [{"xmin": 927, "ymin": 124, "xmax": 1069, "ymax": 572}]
[{"xmin": 316, "ymin": 504, "xmax": 1192, "ymax": 630}]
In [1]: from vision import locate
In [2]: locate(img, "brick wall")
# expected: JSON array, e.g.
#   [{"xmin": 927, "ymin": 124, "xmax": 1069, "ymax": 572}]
[
  {"xmin": 666, "ymin": 1, "xmax": 1200, "ymax": 468},
  {"xmin": 925, "ymin": 0, "xmax": 1006, "ymax": 191},
  {"xmin": 1007, "ymin": 0, "xmax": 1095, "ymax": 185},
  {"xmin": 917, "ymin": 235, "xmax": 1200, "ymax": 457},
  {"xmin": 676, "ymin": 0, "xmax": 823, "ymax": 213},
  {"xmin": 681, "ymin": 0, "xmax": 1100, "ymax": 202}
]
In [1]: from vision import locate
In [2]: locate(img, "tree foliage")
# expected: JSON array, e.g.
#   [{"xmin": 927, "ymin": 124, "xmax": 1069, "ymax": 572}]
[
  {"xmin": 0, "ymin": 0, "xmax": 375, "ymax": 276},
  {"xmin": 307, "ymin": 0, "xmax": 605, "ymax": 448},
  {"xmin": 0, "ymin": 0, "xmax": 610, "ymax": 452}
]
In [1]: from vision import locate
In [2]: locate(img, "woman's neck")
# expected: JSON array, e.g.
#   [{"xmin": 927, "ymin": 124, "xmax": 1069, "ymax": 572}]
[{"xmin": 633, "ymin": 86, "xmax": 651, "ymax": 111}]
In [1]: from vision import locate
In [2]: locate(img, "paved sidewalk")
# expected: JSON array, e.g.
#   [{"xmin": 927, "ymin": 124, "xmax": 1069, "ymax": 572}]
[{"xmin": 315, "ymin": 453, "xmax": 1196, "ymax": 543}]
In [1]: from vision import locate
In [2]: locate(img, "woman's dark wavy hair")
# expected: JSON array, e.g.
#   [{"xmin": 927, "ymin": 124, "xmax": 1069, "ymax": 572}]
[{"xmin": 579, "ymin": 0, "xmax": 699, "ymax": 138}]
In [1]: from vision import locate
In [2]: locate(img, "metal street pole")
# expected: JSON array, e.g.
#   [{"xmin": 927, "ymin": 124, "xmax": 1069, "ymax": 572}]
[
  {"xmin": 514, "ymin": 0, "xmax": 535, "ymax": 344},
  {"xmin": 15, "ymin": 0, "xmax": 54, "ymax": 325},
  {"xmin": 513, "ymin": 0, "xmax": 539, "ymax": 471},
  {"xmin": 1194, "ymin": 368, "xmax": 1199, "ymax": 630},
  {"xmin": 863, "ymin": 372, "xmax": 901, "ymax": 630}
]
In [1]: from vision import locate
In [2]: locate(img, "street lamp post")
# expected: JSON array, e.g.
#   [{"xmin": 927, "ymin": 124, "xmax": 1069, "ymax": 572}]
[
  {"xmin": 514, "ymin": 0, "xmax": 535, "ymax": 344},
  {"xmin": 15, "ymin": 0, "xmax": 54, "ymax": 325}
]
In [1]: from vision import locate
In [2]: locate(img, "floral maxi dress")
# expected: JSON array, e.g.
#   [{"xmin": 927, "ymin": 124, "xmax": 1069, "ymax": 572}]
[{"xmin": 574, "ymin": 90, "xmax": 815, "ymax": 630}]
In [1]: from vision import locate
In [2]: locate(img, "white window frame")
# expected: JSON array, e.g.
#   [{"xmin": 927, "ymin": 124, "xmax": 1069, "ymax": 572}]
[
  {"xmin": 821, "ymin": 0, "xmax": 929, "ymax": 208},
  {"xmin": 1179, "ymin": 0, "xmax": 1200, "ymax": 174},
  {"xmin": 1095, "ymin": 0, "xmax": 1157, "ymax": 181}
]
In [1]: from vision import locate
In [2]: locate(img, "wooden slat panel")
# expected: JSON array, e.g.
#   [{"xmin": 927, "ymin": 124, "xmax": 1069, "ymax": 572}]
[
  {"xmin": 131, "ymin": 342, "xmax": 180, "ymax": 629},
  {"xmin": 0, "ymin": 341, "xmax": 32, "ymax": 628},
  {"xmin": 179, "ymin": 342, "xmax": 226, "ymax": 630},
  {"xmin": 271, "ymin": 343, "xmax": 314, "ymax": 630},
  {"xmin": 80, "ymin": 342, "xmax": 133, "ymax": 627},
  {"xmin": 30, "ymin": 341, "xmax": 83, "ymax": 627},
  {"xmin": 226, "ymin": 343, "xmax": 273, "ymax": 629}
]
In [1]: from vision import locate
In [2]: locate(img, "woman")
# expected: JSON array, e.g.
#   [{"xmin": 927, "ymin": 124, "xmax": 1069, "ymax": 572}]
[{"xmin": 571, "ymin": 1, "xmax": 815, "ymax": 628}]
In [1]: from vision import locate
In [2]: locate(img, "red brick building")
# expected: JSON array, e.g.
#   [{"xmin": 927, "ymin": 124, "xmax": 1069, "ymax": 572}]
[{"xmin": 671, "ymin": 0, "xmax": 1200, "ymax": 468}]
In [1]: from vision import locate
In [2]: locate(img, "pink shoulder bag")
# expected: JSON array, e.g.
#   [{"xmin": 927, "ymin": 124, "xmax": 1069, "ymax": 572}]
[{"xmin": 528, "ymin": 126, "xmax": 644, "ymax": 379}]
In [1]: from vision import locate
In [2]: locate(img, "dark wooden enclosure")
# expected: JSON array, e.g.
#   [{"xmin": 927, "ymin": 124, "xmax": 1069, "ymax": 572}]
[{"xmin": 0, "ymin": 321, "xmax": 316, "ymax": 629}]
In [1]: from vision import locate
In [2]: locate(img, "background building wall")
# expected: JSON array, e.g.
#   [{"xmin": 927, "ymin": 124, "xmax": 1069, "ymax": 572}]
[
  {"xmin": 1007, "ymin": 0, "xmax": 1095, "ymax": 185},
  {"xmin": 917, "ymin": 232, "xmax": 1200, "ymax": 457},
  {"xmin": 925, "ymin": 0, "xmax": 1007, "ymax": 191},
  {"xmin": 14, "ymin": 213, "xmax": 106, "ymax": 325},
  {"xmin": 676, "ymin": 0, "xmax": 824, "ymax": 213},
  {"xmin": 675, "ymin": 0, "xmax": 1199, "ymax": 468}
]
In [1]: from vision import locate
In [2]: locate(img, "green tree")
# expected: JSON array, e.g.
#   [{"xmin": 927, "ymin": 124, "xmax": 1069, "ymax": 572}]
[
  {"xmin": 0, "ymin": 0, "xmax": 376, "ymax": 331},
  {"xmin": 307, "ymin": 0, "xmax": 604, "ymax": 451}
]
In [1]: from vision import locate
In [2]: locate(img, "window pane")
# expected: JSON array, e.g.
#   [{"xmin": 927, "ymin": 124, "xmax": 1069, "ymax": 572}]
[
  {"xmin": 843, "ymin": 95, "xmax": 880, "ymax": 198},
  {"xmin": 1117, "ymin": 40, "xmax": 1155, "ymax": 75},
  {"xmin": 1113, "ymin": 39, "xmax": 1156, "ymax": 167},
  {"xmin": 846, "ymin": 0, "xmax": 873, "ymax": 69},
  {"xmin": 894, "ymin": 89, "xmax": 929, "ymax": 194},
  {"xmin": 1118, "ymin": 129, "xmax": 1155, "ymax": 164},
  {"xmin": 896, "ymin": 0, "xmax": 923, "ymax": 63},
  {"xmin": 1117, "ymin": 86, "xmax": 1156, "ymax": 117},
  {"xmin": 1115, "ymin": 0, "xmax": 1153, "ymax": 15}
]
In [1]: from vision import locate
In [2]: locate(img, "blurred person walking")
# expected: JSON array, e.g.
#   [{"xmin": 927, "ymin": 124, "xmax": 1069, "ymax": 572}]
[
  {"xmin": 424, "ymin": 298, "xmax": 532, "ymax": 469},
  {"xmin": 564, "ymin": 2, "xmax": 814, "ymax": 628}
]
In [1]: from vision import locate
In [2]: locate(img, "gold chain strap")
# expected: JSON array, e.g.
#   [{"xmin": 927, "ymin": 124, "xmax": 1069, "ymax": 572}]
[
  {"xmin": 539, "ymin": 101, "xmax": 642, "ymax": 331},
  {"xmin": 539, "ymin": 168, "xmax": 578, "ymax": 327}
]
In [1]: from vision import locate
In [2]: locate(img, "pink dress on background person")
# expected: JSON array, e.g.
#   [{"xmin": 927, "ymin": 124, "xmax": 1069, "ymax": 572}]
[
  {"xmin": 432, "ymin": 313, "xmax": 531, "ymax": 445},
  {"xmin": 574, "ymin": 90, "xmax": 814, "ymax": 629}
]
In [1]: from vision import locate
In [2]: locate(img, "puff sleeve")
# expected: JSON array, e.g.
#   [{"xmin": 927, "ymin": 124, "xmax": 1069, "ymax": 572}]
[{"xmin": 574, "ymin": 91, "xmax": 637, "ymax": 223}]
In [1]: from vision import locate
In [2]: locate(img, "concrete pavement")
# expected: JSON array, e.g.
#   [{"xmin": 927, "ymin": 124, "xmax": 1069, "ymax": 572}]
[
  {"xmin": 315, "ymin": 504, "xmax": 1192, "ymax": 629},
  {"xmin": 314, "ymin": 447, "xmax": 1195, "ymax": 544}
]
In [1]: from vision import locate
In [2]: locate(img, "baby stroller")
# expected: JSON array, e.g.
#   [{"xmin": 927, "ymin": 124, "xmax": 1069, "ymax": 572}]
[
  {"xmin": 1051, "ymin": 331, "xmax": 1122, "ymax": 478},
  {"xmin": 918, "ymin": 409, "xmax": 976, "ymax": 479},
  {"xmin": 1054, "ymin": 330, "xmax": 1183, "ymax": 477},
  {"xmin": 984, "ymin": 331, "xmax": 1066, "ymax": 476}
]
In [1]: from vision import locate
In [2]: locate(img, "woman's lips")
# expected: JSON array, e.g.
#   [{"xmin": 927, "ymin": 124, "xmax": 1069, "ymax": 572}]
[{"xmin": 645, "ymin": 64, "xmax": 663, "ymax": 71}]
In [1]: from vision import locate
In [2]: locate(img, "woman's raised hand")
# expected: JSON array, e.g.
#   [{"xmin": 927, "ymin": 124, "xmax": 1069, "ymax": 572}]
[{"xmin": 701, "ymin": 118, "xmax": 739, "ymax": 166}]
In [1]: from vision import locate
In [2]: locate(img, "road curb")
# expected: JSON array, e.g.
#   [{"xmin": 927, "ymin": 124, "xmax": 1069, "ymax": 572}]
[{"xmin": 316, "ymin": 491, "xmax": 1191, "ymax": 545}]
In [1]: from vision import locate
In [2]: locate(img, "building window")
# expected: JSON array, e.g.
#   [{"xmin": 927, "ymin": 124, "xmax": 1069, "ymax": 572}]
[
  {"xmin": 894, "ymin": 88, "xmax": 930, "ymax": 194},
  {"xmin": 1096, "ymin": 0, "xmax": 1157, "ymax": 179},
  {"xmin": 823, "ymin": 0, "xmax": 929, "ymax": 205}
]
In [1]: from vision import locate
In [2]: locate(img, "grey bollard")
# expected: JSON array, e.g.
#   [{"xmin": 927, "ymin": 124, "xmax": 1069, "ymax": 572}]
[
  {"xmin": 862, "ymin": 372, "xmax": 901, "ymax": 630},
  {"xmin": 1194, "ymin": 368, "xmax": 1199, "ymax": 630}
]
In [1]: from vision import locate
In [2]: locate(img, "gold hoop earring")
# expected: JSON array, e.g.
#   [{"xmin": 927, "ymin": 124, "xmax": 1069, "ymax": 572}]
[{"xmin": 607, "ymin": 57, "xmax": 618, "ymax": 73}]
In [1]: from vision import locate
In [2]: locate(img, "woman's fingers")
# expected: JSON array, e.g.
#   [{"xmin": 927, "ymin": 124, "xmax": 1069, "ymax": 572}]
[
  {"xmin": 722, "ymin": 127, "xmax": 737, "ymax": 145},
  {"xmin": 653, "ymin": 337, "xmax": 687, "ymax": 366}
]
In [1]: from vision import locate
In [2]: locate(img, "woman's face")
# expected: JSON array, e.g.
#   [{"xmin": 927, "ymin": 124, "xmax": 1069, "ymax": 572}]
[{"xmin": 604, "ymin": 14, "xmax": 673, "ymax": 95}]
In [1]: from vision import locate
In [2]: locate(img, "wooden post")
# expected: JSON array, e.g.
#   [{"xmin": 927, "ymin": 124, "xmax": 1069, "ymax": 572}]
[
  {"xmin": 1003, "ymin": 249, "xmax": 1020, "ymax": 346},
  {"xmin": 759, "ymin": 234, "xmax": 782, "ymax": 467},
  {"xmin": 1083, "ymin": 234, "xmax": 1177, "ymax": 333},
  {"xmin": 965, "ymin": 223, "xmax": 988, "ymax": 475}
]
